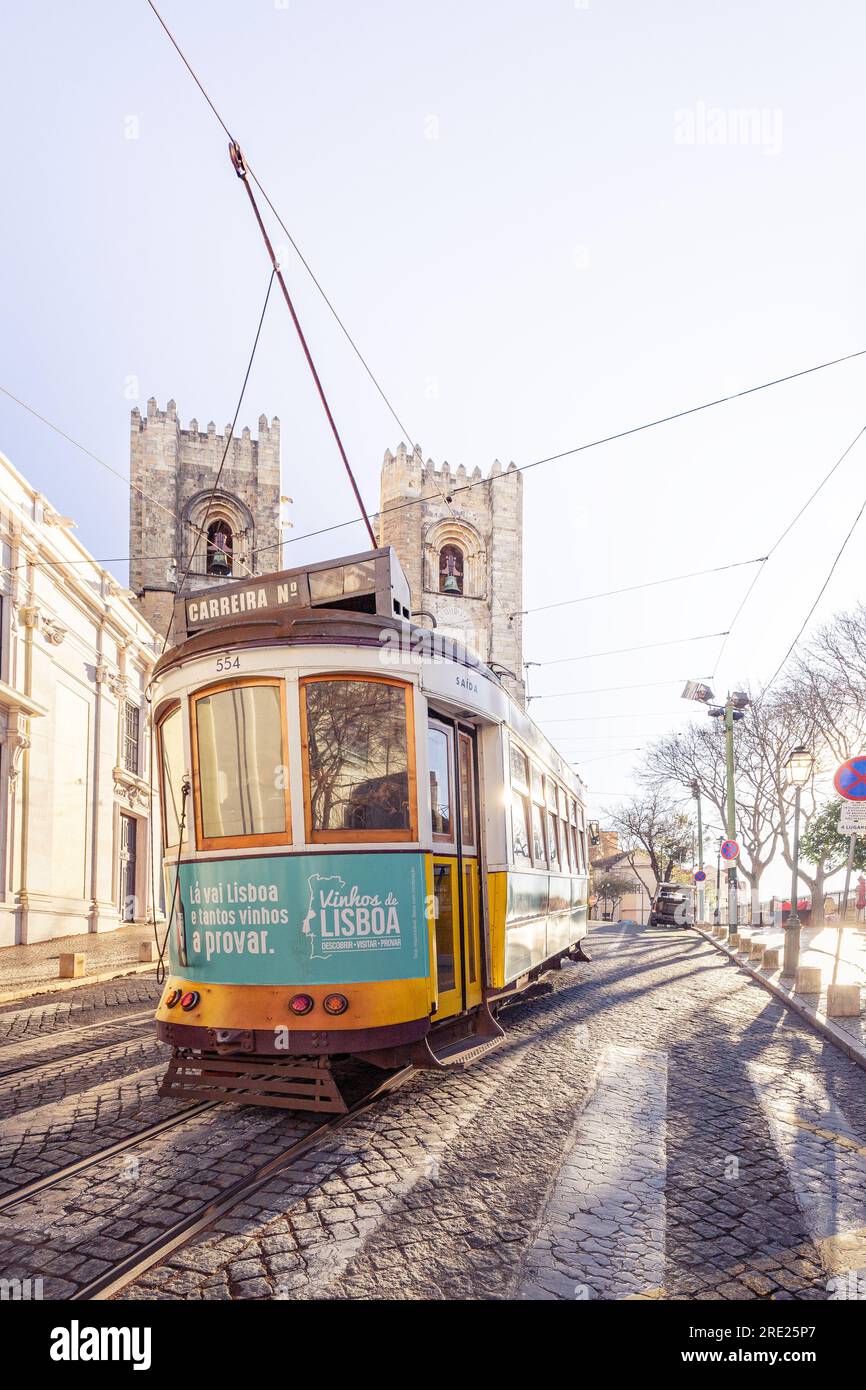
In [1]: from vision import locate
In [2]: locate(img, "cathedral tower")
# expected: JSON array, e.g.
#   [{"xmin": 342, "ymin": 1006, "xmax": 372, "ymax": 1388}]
[
  {"xmin": 378, "ymin": 444, "xmax": 525, "ymax": 706},
  {"xmin": 129, "ymin": 398, "xmax": 281, "ymax": 632}
]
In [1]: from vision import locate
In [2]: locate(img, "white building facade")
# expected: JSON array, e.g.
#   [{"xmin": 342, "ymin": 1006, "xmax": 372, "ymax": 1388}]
[{"xmin": 0, "ymin": 449, "xmax": 160, "ymax": 946}]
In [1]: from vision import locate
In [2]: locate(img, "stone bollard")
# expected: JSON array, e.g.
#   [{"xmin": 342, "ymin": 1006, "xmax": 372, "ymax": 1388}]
[
  {"xmin": 139, "ymin": 941, "xmax": 155, "ymax": 963},
  {"xmin": 736, "ymin": 935, "xmax": 751, "ymax": 954},
  {"xmin": 59, "ymin": 953, "xmax": 85, "ymax": 979},
  {"xmin": 750, "ymin": 941, "xmax": 765, "ymax": 960},
  {"xmin": 826, "ymin": 983, "xmax": 861, "ymax": 1018},
  {"xmin": 728, "ymin": 933, "xmax": 740, "ymax": 949},
  {"xmin": 795, "ymin": 966, "xmax": 822, "ymax": 995},
  {"xmin": 762, "ymin": 947, "xmax": 780, "ymax": 970}
]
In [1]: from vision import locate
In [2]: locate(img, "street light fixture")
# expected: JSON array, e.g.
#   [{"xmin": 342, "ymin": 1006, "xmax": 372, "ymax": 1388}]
[{"xmin": 782, "ymin": 744, "xmax": 814, "ymax": 976}]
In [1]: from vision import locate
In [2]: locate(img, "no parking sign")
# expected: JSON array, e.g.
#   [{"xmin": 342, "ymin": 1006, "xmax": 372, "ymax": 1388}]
[{"xmin": 720, "ymin": 839, "xmax": 739, "ymax": 862}]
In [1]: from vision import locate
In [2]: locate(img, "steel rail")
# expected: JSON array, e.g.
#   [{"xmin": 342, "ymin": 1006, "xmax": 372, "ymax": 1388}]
[
  {"xmin": 75, "ymin": 1066, "xmax": 413, "ymax": 1301},
  {"xmin": 0, "ymin": 1023, "xmax": 159, "ymax": 1087},
  {"xmin": 0, "ymin": 1101, "xmax": 218, "ymax": 1212}
]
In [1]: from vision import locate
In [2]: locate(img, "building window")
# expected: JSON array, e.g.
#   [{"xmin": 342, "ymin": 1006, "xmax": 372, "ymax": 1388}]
[
  {"xmin": 123, "ymin": 701, "xmax": 140, "ymax": 775},
  {"xmin": 192, "ymin": 679, "xmax": 290, "ymax": 849},
  {"xmin": 301, "ymin": 676, "xmax": 417, "ymax": 842},
  {"xmin": 206, "ymin": 520, "xmax": 233, "ymax": 576},
  {"xmin": 439, "ymin": 544, "xmax": 464, "ymax": 594}
]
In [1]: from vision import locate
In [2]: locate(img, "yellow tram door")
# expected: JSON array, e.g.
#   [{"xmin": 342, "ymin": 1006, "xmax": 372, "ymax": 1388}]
[{"xmin": 428, "ymin": 719, "xmax": 483, "ymax": 1020}]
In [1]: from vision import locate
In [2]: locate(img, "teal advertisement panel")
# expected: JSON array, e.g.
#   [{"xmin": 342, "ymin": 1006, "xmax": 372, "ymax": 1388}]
[{"xmin": 171, "ymin": 853, "xmax": 428, "ymax": 986}]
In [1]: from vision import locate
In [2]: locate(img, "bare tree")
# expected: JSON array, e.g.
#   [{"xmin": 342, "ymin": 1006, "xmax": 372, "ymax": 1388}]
[
  {"xmin": 643, "ymin": 702, "xmax": 779, "ymax": 920},
  {"xmin": 608, "ymin": 787, "xmax": 693, "ymax": 894}
]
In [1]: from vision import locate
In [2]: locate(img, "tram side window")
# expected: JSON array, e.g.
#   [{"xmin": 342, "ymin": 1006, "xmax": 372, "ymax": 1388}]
[
  {"xmin": 509, "ymin": 740, "xmax": 532, "ymax": 865},
  {"xmin": 545, "ymin": 777, "xmax": 560, "ymax": 870},
  {"xmin": 530, "ymin": 762, "xmax": 548, "ymax": 867},
  {"xmin": 302, "ymin": 677, "xmax": 416, "ymax": 841},
  {"xmin": 428, "ymin": 725, "xmax": 452, "ymax": 841},
  {"xmin": 158, "ymin": 704, "xmax": 187, "ymax": 848},
  {"xmin": 559, "ymin": 786, "xmax": 572, "ymax": 872},
  {"xmin": 193, "ymin": 682, "xmax": 288, "ymax": 846}
]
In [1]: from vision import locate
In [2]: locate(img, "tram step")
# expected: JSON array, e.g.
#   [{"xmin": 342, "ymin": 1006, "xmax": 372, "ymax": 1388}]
[
  {"xmin": 413, "ymin": 1003, "xmax": 506, "ymax": 1071},
  {"xmin": 159, "ymin": 1052, "xmax": 348, "ymax": 1113}
]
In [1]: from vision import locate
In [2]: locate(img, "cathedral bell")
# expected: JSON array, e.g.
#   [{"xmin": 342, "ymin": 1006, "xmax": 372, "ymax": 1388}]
[
  {"xmin": 442, "ymin": 572, "xmax": 461, "ymax": 593},
  {"xmin": 208, "ymin": 529, "xmax": 232, "ymax": 577}
]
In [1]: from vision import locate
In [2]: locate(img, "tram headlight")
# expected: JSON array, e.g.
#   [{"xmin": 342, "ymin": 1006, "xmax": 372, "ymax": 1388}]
[
  {"xmin": 323, "ymin": 994, "xmax": 348, "ymax": 1016},
  {"xmin": 289, "ymin": 993, "xmax": 314, "ymax": 1016},
  {"xmin": 165, "ymin": 989, "xmax": 183, "ymax": 1009},
  {"xmin": 180, "ymin": 991, "xmax": 200, "ymax": 1011}
]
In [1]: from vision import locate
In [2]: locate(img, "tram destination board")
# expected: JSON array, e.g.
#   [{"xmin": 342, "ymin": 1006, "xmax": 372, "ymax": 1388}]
[{"xmin": 178, "ymin": 549, "xmax": 412, "ymax": 639}]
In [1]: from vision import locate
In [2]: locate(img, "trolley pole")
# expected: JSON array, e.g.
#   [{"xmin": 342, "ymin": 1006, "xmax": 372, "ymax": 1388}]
[{"xmin": 724, "ymin": 697, "xmax": 738, "ymax": 931}]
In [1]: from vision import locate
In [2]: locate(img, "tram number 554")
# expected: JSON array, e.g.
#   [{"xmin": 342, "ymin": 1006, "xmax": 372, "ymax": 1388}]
[{"xmin": 215, "ymin": 654, "xmax": 241, "ymax": 673}]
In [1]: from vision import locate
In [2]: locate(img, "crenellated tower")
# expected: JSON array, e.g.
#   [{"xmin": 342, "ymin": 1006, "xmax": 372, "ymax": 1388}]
[
  {"xmin": 129, "ymin": 398, "xmax": 282, "ymax": 633},
  {"xmin": 378, "ymin": 443, "xmax": 525, "ymax": 705}
]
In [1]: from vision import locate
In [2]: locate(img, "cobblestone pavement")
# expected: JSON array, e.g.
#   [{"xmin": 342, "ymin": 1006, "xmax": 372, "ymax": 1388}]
[{"xmin": 3, "ymin": 924, "xmax": 866, "ymax": 1301}]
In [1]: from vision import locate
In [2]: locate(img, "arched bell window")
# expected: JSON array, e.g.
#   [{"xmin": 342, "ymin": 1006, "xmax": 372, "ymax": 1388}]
[
  {"xmin": 439, "ymin": 544, "xmax": 464, "ymax": 595},
  {"xmin": 206, "ymin": 520, "xmax": 233, "ymax": 577}
]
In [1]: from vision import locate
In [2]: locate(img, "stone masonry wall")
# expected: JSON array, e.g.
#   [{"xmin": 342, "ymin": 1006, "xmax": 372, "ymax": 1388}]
[
  {"xmin": 378, "ymin": 443, "xmax": 525, "ymax": 705},
  {"xmin": 129, "ymin": 398, "xmax": 281, "ymax": 631}
]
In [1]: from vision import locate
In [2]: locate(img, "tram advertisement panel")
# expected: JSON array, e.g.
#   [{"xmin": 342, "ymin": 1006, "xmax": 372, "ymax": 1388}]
[{"xmin": 171, "ymin": 852, "xmax": 428, "ymax": 985}]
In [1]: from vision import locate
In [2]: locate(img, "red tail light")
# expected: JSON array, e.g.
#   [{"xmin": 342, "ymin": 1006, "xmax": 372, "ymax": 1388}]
[
  {"xmin": 180, "ymin": 991, "xmax": 200, "ymax": 1011},
  {"xmin": 323, "ymin": 994, "xmax": 348, "ymax": 1016},
  {"xmin": 289, "ymin": 994, "xmax": 314, "ymax": 1016}
]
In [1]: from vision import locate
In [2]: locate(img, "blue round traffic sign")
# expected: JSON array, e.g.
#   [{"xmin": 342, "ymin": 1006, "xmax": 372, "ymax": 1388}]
[
  {"xmin": 834, "ymin": 756, "xmax": 866, "ymax": 801},
  {"xmin": 720, "ymin": 839, "xmax": 739, "ymax": 861},
  {"xmin": 694, "ymin": 870, "xmax": 707, "ymax": 882}
]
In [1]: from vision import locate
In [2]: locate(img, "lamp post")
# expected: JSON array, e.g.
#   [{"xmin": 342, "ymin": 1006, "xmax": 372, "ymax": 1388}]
[
  {"xmin": 691, "ymin": 779, "xmax": 705, "ymax": 923},
  {"xmin": 782, "ymin": 745, "xmax": 814, "ymax": 977},
  {"xmin": 681, "ymin": 683, "xmax": 749, "ymax": 930}
]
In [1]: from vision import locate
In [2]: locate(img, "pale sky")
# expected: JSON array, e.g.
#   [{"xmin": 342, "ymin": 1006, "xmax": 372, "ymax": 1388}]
[{"xmin": 2, "ymin": 1, "xmax": 865, "ymax": 894}]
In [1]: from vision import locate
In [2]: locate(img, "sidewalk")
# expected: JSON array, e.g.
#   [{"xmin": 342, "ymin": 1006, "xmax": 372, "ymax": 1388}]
[
  {"xmin": 0, "ymin": 921, "xmax": 159, "ymax": 1003},
  {"xmin": 694, "ymin": 921, "xmax": 866, "ymax": 1076}
]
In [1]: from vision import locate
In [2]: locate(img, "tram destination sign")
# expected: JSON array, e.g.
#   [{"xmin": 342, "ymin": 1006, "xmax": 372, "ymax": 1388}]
[
  {"xmin": 178, "ymin": 549, "xmax": 413, "ymax": 639},
  {"xmin": 183, "ymin": 572, "xmax": 309, "ymax": 634}
]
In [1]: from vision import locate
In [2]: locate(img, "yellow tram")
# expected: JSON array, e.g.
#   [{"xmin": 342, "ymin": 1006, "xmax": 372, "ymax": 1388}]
[{"xmin": 151, "ymin": 548, "xmax": 590, "ymax": 1110}]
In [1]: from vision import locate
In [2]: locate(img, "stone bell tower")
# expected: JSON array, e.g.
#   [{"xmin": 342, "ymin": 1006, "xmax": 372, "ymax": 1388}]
[
  {"xmin": 378, "ymin": 443, "xmax": 525, "ymax": 706},
  {"xmin": 129, "ymin": 398, "xmax": 282, "ymax": 633}
]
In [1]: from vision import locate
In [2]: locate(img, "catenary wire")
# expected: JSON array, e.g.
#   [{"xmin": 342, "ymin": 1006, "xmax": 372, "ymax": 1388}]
[
  {"xmin": 525, "ymin": 629, "xmax": 727, "ymax": 668},
  {"xmin": 763, "ymin": 484, "xmax": 866, "ymax": 694},
  {"xmin": 711, "ymin": 422, "xmax": 866, "ymax": 680},
  {"xmin": 160, "ymin": 268, "xmax": 275, "ymax": 652}
]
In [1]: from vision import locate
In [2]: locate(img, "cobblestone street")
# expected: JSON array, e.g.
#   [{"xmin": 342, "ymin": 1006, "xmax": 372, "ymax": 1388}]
[{"xmin": 1, "ymin": 925, "xmax": 866, "ymax": 1301}]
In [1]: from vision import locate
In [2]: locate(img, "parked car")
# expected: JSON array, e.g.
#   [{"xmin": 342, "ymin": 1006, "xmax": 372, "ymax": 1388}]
[{"xmin": 649, "ymin": 882, "xmax": 695, "ymax": 928}]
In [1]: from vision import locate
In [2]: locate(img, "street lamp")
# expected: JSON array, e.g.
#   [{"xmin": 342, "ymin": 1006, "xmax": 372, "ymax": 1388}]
[
  {"xmin": 683, "ymin": 681, "xmax": 750, "ymax": 928},
  {"xmin": 782, "ymin": 744, "xmax": 814, "ymax": 976}
]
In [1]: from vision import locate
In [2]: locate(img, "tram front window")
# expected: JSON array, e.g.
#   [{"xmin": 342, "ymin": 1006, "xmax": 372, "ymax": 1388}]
[
  {"xmin": 302, "ymin": 677, "xmax": 416, "ymax": 841},
  {"xmin": 193, "ymin": 681, "xmax": 288, "ymax": 845}
]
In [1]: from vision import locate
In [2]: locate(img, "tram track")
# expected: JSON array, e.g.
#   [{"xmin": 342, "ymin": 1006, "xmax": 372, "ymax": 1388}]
[
  {"xmin": 0, "ymin": 1019, "xmax": 159, "ymax": 1089},
  {"xmin": 72, "ymin": 1066, "xmax": 414, "ymax": 1301},
  {"xmin": 0, "ymin": 1100, "xmax": 218, "ymax": 1211}
]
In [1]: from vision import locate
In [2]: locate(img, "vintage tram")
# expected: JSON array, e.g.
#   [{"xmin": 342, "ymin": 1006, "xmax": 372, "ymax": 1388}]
[{"xmin": 151, "ymin": 547, "xmax": 590, "ymax": 1111}]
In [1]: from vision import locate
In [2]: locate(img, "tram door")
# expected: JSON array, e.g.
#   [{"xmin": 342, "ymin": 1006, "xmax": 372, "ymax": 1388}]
[{"xmin": 428, "ymin": 718, "xmax": 483, "ymax": 1019}]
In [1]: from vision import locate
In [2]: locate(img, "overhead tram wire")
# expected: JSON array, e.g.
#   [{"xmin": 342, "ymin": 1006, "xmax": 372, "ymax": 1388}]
[
  {"xmin": 253, "ymin": 349, "xmax": 866, "ymax": 561},
  {"xmin": 0, "ymin": 386, "xmax": 258, "ymax": 579},
  {"xmin": 160, "ymin": 267, "xmax": 275, "ymax": 654},
  {"xmin": 763, "ymin": 479, "xmax": 866, "ymax": 695},
  {"xmin": 144, "ymin": 0, "xmax": 418, "ymax": 450},
  {"xmin": 525, "ymin": 628, "xmax": 728, "ymax": 669},
  {"xmin": 528, "ymin": 678, "xmax": 692, "ymax": 703},
  {"xmin": 711, "ymin": 421, "xmax": 866, "ymax": 680}
]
